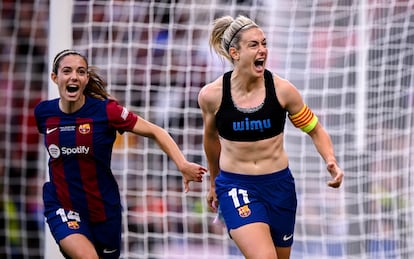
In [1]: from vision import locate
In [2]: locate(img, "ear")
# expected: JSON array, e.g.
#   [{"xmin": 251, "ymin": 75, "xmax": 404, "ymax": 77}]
[
  {"xmin": 51, "ymin": 72, "xmax": 58, "ymax": 84},
  {"xmin": 229, "ymin": 47, "xmax": 239, "ymax": 61}
]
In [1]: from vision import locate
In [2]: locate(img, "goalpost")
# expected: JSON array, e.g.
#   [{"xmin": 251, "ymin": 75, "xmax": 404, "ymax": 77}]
[
  {"xmin": 46, "ymin": 1, "xmax": 414, "ymax": 258},
  {"xmin": 46, "ymin": 1, "xmax": 73, "ymax": 258}
]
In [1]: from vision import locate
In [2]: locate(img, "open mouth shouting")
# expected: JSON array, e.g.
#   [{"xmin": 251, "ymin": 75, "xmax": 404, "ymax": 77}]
[
  {"xmin": 254, "ymin": 58, "xmax": 265, "ymax": 72},
  {"xmin": 66, "ymin": 84, "xmax": 80, "ymax": 93}
]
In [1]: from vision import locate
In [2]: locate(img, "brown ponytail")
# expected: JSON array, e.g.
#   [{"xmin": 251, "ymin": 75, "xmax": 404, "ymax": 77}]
[{"xmin": 84, "ymin": 66, "xmax": 110, "ymax": 100}]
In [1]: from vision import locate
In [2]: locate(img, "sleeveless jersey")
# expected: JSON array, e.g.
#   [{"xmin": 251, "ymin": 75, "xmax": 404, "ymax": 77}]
[
  {"xmin": 35, "ymin": 96, "xmax": 138, "ymax": 223},
  {"xmin": 215, "ymin": 69, "xmax": 286, "ymax": 142}
]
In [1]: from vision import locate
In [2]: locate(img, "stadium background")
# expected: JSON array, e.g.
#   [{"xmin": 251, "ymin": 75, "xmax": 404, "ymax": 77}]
[{"xmin": 0, "ymin": 0, "xmax": 413, "ymax": 258}]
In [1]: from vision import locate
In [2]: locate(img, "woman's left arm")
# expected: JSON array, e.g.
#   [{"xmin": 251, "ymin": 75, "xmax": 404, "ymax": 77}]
[
  {"xmin": 275, "ymin": 75, "xmax": 343, "ymax": 188},
  {"xmin": 130, "ymin": 118, "xmax": 207, "ymax": 192},
  {"xmin": 307, "ymin": 123, "xmax": 343, "ymax": 188}
]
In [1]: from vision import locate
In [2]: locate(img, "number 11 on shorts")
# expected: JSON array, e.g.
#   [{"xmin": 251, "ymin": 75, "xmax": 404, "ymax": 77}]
[{"xmin": 228, "ymin": 188, "xmax": 250, "ymax": 208}]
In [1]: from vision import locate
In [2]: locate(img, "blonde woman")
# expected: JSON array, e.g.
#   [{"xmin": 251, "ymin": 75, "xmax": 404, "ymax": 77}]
[{"xmin": 198, "ymin": 15, "xmax": 343, "ymax": 259}]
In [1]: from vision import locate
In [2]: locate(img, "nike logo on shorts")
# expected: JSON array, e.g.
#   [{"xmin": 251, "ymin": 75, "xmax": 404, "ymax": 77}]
[
  {"xmin": 103, "ymin": 248, "xmax": 117, "ymax": 254},
  {"xmin": 283, "ymin": 234, "xmax": 293, "ymax": 241}
]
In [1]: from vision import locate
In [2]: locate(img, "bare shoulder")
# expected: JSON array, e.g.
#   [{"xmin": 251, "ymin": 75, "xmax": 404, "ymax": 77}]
[
  {"xmin": 198, "ymin": 76, "xmax": 223, "ymax": 111},
  {"xmin": 272, "ymin": 73, "xmax": 297, "ymax": 93},
  {"xmin": 271, "ymin": 73, "xmax": 304, "ymax": 112}
]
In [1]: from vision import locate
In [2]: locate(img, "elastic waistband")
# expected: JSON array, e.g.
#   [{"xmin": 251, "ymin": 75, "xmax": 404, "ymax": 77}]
[{"xmin": 218, "ymin": 167, "xmax": 291, "ymax": 183}]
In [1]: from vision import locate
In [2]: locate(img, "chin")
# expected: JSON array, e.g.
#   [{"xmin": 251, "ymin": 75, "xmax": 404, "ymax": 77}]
[
  {"xmin": 64, "ymin": 94, "xmax": 82, "ymax": 101},
  {"xmin": 253, "ymin": 68, "xmax": 265, "ymax": 76}
]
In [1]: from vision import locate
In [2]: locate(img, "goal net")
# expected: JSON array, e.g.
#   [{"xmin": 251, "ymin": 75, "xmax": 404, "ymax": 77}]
[{"xmin": 1, "ymin": 0, "xmax": 410, "ymax": 258}]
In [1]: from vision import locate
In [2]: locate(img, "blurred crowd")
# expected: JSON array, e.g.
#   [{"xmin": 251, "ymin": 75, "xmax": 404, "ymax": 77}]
[{"xmin": 0, "ymin": 0, "xmax": 49, "ymax": 258}]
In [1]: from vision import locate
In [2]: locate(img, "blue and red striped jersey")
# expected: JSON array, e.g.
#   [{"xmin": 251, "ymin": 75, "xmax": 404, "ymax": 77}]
[{"xmin": 35, "ymin": 96, "xmax": 138, "ymax": 222}]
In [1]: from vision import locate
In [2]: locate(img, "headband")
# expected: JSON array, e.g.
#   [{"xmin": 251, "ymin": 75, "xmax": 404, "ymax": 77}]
[
  {"xmin": 225, "ymin": 23, "xmax": 251, "ymax": 51},
  {"xmin": 52, "ymin": 50, "xmax": 83, "ymax": 69}
]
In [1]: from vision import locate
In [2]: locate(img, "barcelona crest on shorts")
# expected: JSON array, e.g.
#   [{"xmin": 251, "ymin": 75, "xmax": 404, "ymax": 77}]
[
  {"xmin": 237, "ymin": 205, "xmax": 251, "ymax": 218},
  {"xmin": 67, "ymin": 221, "xmax": 80, "ymax": 229}
]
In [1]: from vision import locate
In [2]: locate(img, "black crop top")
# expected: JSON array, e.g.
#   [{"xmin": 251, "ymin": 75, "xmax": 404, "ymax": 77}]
[{"xmin": 215, "ymin": 69, "xmax": 287, "ymax": 142}]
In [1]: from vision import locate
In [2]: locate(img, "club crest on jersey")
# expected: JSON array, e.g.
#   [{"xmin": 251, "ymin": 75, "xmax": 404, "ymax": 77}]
[
  {"xmin": 237, "ymin": 205, "xmax": 251, "ymax": 218},
  {"xmin": 67, "ymin": 221, "xmax": 80, "ymax": 229},
  {"xmin": 78, "ymin": 123, "xmax": 91, "ymax": 134}
]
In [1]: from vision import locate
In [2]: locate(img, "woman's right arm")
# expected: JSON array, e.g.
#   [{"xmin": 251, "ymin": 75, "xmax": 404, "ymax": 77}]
[{"xmin": 198, "ymin": 81, "xmax": 222, "ymax": 211}]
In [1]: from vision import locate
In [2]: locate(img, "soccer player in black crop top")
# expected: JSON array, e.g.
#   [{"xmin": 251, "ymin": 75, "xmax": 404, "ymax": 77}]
[{"xmin": 198, "ymin": 15, "xmax": 343, "ymax": 259}]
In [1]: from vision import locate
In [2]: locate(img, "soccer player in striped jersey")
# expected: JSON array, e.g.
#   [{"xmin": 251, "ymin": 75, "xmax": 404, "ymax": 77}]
[
  {"xmin": 35, "ymin": 49, "xmax": 207, "ymax": 259},
  {"xmin": 198, "ymin": 15, "xmax": 343, "ymax": 259}
]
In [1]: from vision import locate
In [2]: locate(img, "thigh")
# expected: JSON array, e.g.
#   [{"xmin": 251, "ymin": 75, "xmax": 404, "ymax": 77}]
[
  {"xmin": 59, "ymin": 233, "xmax": 99, "ymax": 259},
  {"xmin": 46, "ymin": 208, "xmax": 122, "ymax": 259},
  {"xmin": 46, "ymin": 207, "xmax": 92, "ymax": 244},
  {"xmin": 230, "ymin": 223, "xmax": 292, "ymax": 259},
  {"xmin": 275, "ymin": 246, "xmax": 292, "ymax": 259},
  {"xmin": 230, "ymin": 222, "xmax": 277, "ymax": 259},
  {"xmin": 45, "ymin": 207, "xmax": 98, "ymax": 258}
]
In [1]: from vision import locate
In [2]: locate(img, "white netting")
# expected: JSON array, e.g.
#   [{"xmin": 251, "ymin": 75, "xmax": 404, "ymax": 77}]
[
  {"xmin": 0, "ymin": 0, "xmax": 48, "ymax": 258},
  {"xmin": 0, "ymin": 0, "xmax": 411, "ymax": 258},
  {"xmin": 66, "ymin": 0, "xmax": 414, "ymax": 258}
]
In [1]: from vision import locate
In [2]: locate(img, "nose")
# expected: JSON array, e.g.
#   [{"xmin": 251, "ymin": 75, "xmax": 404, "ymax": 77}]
[
  {"xmin": 258, "ymin": 44, "xmax": 267, "ymax": 53},
  {"xmin": 70, "ymin": 71, "xmax": 78, "ymax": 81}
]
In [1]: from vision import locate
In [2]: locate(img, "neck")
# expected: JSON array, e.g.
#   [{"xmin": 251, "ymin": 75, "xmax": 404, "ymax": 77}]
[
  {"xmin": 231, "ymin": 69, "xmax": 264, "ymax": 92},
  {"xmin": 59, "ymin": 95, "xmax": 85, "ymax": 114}
]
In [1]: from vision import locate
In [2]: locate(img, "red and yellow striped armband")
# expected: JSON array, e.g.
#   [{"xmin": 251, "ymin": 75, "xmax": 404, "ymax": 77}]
[{"xmin": 288, "ymin": 105, "xmax": 318, "ymax": 133}]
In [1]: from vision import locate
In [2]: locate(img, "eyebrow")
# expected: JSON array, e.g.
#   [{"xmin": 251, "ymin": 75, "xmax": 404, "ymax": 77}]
[
  {"xmin": 61, "ymin": 66, "xmax": 87, "ymax": 69},
  {"xmin": 246, "ymin": 38, "xmax": 266, "ymax": 44}
]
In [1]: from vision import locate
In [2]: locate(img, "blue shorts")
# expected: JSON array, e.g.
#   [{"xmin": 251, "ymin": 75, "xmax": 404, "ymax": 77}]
[
  {"xmin": 43, "ymin": 183, "xmax": 122, "ymax": 258},
  {"xmin": 215, "ymin": 167, "xmax": 297, "ymax": 247}
]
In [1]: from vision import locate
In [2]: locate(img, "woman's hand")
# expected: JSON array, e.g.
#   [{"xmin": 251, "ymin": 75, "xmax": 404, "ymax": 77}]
[
  {"xmin": 179, "ymin": 161, "xmax": 207, "ymax": 192},
  {"xmin": 207, "ymin": 188, "xmax": 218, "ymax": 212},
  {"xmin": 326, "ymin": 162, "xmax": 343, "ymax": 188}
]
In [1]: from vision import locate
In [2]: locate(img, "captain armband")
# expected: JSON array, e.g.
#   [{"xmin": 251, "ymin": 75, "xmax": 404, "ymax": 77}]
[{"xmin": 288, "ymin": 105, "xmax": 318, "ymax": 133}]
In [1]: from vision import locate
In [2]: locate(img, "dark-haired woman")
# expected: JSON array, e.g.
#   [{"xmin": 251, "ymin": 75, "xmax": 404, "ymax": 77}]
[{"xmin": 35, "ymin": 50, "xmax": 207, "ymax": 258}]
